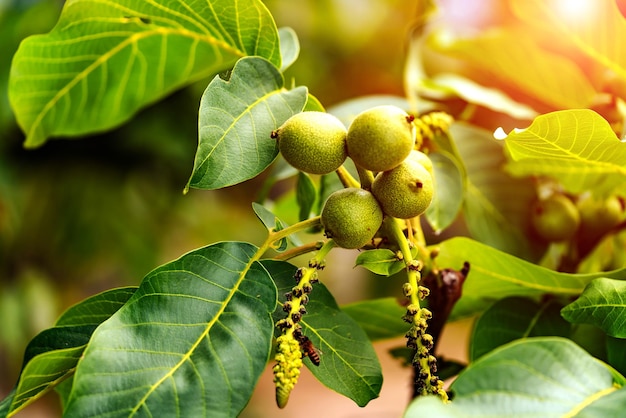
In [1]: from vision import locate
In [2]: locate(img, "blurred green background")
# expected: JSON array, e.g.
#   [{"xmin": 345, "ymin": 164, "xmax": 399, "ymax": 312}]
[{"xmin": 0, "ymin": 0, "xmax": 416, "ymax": 415}]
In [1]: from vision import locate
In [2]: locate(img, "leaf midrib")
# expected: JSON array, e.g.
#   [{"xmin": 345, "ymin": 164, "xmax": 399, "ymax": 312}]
[{"xmin": 129, "ymin": 253, "xmax": 258, "ymax": 416}]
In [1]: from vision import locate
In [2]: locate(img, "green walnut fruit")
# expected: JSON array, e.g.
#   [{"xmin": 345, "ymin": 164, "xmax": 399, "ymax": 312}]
[
  {"xmin": 321, "ymin": 188, "xmax": 383, "ymax": 249},
  {"xmin": 371, "ymin": 157, "xmax": 434, "ymax": 219},
  {"xmin": 577, "ymin": 194, "xmax": 625, "ymax": 240},
  {"xmin": 407, "ymin": 150, "xmax": 433, "ymax": 177},
  {"xmin": 273, "ymin": 111, "xmax": 347, "ymax": 174},
  {"xmin": 346, "ymin": 105, "xmax": 416, "ymax": 172},
  {"xmin": 530, "ymin": 194, "xmax": 580, "ymax": 242}
]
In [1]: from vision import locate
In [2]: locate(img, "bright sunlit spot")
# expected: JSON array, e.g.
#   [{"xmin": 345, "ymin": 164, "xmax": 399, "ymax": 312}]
[{"xmin": 552, "ymin": 0, "xmax": 598, "ymax": 25}]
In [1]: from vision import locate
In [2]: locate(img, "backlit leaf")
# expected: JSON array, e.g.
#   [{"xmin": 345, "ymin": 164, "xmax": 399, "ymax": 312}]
[
  {"xmin": 504, "ymin": 109, "xmax": 626, "ymax": 197},
  {"xmin": 187, "ymin": 56, "xmax": 308, "ymax": 190},
  {"xmin": 9, "ymin": 0, "xmax": 281, "ymax": 148},
  {"xmin": 434, "ymin": 237, "xmax": 626, "ymax": 320},
  {"xmin": 511, "ymin": 0, "xmax": 626, "ymax": 94},
  {"xmin": 64, "ymin": 242, "xmax": 277, "ymax": 418},
  {"xmin": 561, "ymin": 278, "xmax": 626, "ymax": 338},
  {"xmin": 426, "ymin": 27, "xmax": 596, "ymax": 110},
  {"xmin": 452, "ymin": 122, "xmax": 541, "ymax": 260},
  {"xmin": 265, "ymin": 260, "xmax": 382, "ymax": 407},
  {"xmin": 405, "ymin": 337, "xmax": 623, "ymax": 417}
]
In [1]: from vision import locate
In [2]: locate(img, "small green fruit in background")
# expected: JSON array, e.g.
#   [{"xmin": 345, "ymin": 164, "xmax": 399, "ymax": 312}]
[
  {"xmin": 577, "ymin": 194, "xmax": 625, "ymax": 240},
  {"xmin": 274, "ymin": 111, "xmax": 347, "ymax": 175},
  {"xmin": 346, "ymin": 105, "xmax": 415, "ymax": 172},
  {"xmin": 371, "ymin": 157, "xmax": 434, "ymax": 219},
  {"xmin": 321, "ymin": 188, "xmax": 383, "ymax": 249},
  {"xmin": 530, "ymin": 194, "xmax": 580, "ymax": 242}
]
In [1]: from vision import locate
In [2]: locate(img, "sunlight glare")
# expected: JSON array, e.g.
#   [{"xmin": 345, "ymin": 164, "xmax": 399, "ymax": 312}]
[{"xmin": 552, "ymin": 0, "xmax": 597, "ymax": 25}]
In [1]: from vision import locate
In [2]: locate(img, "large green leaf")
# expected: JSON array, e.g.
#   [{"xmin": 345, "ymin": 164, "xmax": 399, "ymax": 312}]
[
  {"xmin": 64, "ymin": 242, "xmax": 277, "ymax": 418},
  {"xmin": 511, "ymin": 0, "xmax": 626, "ymax": 93},
  {"xmin": 1, "ymin": 287, "xmax": 136, "ymax": 417},
  {"xmin": 265, "ymin": 260, "xmax": 382, "ymax": 407},
  {"xmin": 186, "ymin": 56, "xmax": 308, "ymax": 190},
  {"xmin": 9, "ymin": 0, "xmax": 281, "ymax": 148},
  {"xmin": 434, "ymin": 237, "xmax": 626, "ymax": 320},
  {"xmin": 561, "ymin": 278, "xmax": 626, "ymax": 338},
  {"xmin": 470, "ymin": 296, "xmax": 570, "ymax": 361},
  {"xmin": 426, "ymin": 27, "xmax": 596, "ymax": 110},
  {"xmin": 452, "ymin": 122, "xmax": 541, "ymax": 260},
  {"xmin": 504, "ymin": 109, "xmax": 626, "ymax": 197},
  {"xmin": 405, "ymin": 337, "xmax": 624, "ymax": 417}
]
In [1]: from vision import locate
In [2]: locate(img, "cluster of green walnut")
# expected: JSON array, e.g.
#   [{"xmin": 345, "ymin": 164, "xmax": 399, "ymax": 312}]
[
  {"xmin": 272, "ymin": 105, "xmax": 434, "ymax": 248},
  {"xmin": 530, "ymin": 192, "xmax": 626, "ymax": 243}
]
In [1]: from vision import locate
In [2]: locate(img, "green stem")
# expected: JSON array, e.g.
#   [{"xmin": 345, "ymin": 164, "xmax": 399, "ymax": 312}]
[
  {"xmin": 355, "ymin": 165, "xmax": 375, "ymax": 190},
  {"xmin": 335, "ymin": 165, "xmax": 360, "ymax": 189}
]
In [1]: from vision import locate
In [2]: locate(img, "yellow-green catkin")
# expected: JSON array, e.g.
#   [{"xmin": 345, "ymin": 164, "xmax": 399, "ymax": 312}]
[
  {"xmin": 272, "ymin": 266, "xmax": 319, "ymax": 408},
  {"xmin": 273, "ymin": 335, "xmax": 303, "ymax": 408},
  {"xmin": 413, "ymin": 111, "xmax": 453, "ymax": 151}
]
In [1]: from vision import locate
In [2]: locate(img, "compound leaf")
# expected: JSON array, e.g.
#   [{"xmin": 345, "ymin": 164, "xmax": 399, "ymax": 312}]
[
  {"xmin": 9, "ymin": 0, "xmax": 281, "ymax": 148},
  {"xmin": 64, "ymin": 242, "xmax": 277, "ymax": 418},
  {"xmin": 187, "ymin": 56, "xmax": 308, "ymax": 190},
  {"xmin": 504, "ymin": 109, "xmax": 626, "ymax": 198},
  {"xmin": 265, "ymin": 260, "xmax": 382, "ymax": 407}
]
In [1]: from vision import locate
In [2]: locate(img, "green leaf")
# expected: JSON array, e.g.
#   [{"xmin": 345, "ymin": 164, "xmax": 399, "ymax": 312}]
[
  {"xmin": 434, "ymin": 237, "xmax": 626, "ymax": 320},
  {"xmin": 406, "ymin": 337, "xmax": 623, "ymax": 417},
  {"xmin": 278, "ymin": 27, "xmax": 299, "ymax": 72},
  {"xmin": 342, "ymin": 297, "xmax": 408, "ymax": 341},
  {"xmin": 453, "ymin": 122, "xmax": 542, "ymax": 261},
  {"xmin": 9, "ymin": 0, "xmax": 281, "ymax": 148},
  {"xmin": 607, "ymin": 336, "xmax": 626, "ymax": 378},
  {"xmin": 64, "ymin": 242, "xmax": 277, "ymax": 418},
  {"xmin": 470, "ymin": 297, "xmax": 570, "ymax": 361},
  {"xmin": 251, "ymin": 202, "xmax": 299, "ymax": 251},
  {"xmin": 354, "ymin": 249, "xmax": 405, "ymax": 277},
  {"xmin": 265, "ymin": 260, "xmax": 382, "ymax": 406},
  {"xmin": 561, "ymin": 278, "xmax": 626, "ymax": 338},
  {"xmin": 187, "ymin": 56, "xmax": 308, "ymax": 190},
  {"xmin": 296, "ymin": 172, "xmax": 316, "ymax": 221},
  {"xmin": 425, "ymin": 151, "xmax": 464, "ymax": 233},
  {"xmin": 504, "ymin": 109, "xmax": 626, "ymax": 197},
  {"xmin": 326, "ymin": 95, "xmax": 411, "ymax": 127},
  {"xmin": 1, "ymin": 287, "xmax": 135, "ymax": 417}
]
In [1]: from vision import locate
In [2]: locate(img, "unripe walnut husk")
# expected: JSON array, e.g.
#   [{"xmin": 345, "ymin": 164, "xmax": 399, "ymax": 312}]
[
  {"xmin": 407, "ymin": 150, "xmax": 433, "ymax": 177},
  {"xmin": 577, "ymin": 194, "xmax": 625, "ymax": 240},
  {"xmin": 274, "ymin": 111, "xmax": 347, "ymax": 175},
  {"xmin": 371, "ymin": 157, "xmax": 434, "ymax": 219},
  {"xmin": 346, "ymin": 105, "xmax": 416, "ymax": 172},
  {"xmin": 321, "ymin": 188, "xmax": 383, "ymax": 249},
  {"xmin": 530, "ymin": 194, "xmax": 580, "ymax": 242}
]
